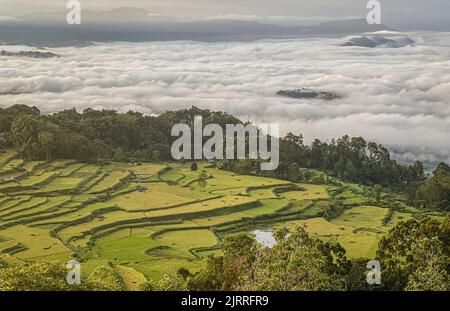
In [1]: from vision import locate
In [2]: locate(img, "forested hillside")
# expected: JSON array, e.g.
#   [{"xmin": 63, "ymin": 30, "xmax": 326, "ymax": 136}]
[
  {"xmin": 0, "ymin": 104, "xmax": 448, "ymax": 291},
  {"xmin": 0, "ymin": 104, "xmax": 445, "ymax": 211}
]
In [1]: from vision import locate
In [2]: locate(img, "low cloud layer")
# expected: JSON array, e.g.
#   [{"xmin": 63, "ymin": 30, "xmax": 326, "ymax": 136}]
[{"xmin": 1, "ymin": 32, "xmax": 449, "ymax": 167}]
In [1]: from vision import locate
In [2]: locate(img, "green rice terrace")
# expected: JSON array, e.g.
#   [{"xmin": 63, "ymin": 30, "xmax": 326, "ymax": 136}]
[{"xmin": 0, "ymin": 149, "xmax": 444, "ymax": 289}]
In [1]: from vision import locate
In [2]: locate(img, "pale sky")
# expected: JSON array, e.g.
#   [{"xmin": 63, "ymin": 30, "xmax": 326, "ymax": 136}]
[{"xmin": 1, "ymin": 0, "xmax": 449, "ymax": 30}]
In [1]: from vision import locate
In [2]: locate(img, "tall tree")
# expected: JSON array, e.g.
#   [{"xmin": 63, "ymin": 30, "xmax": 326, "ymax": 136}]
[
  {"xmin": 11, "ymin": 114, "xmax": 42, "ymax": 160},
  {"xmin": 377, "ymin": 217, "xmax": 449, "ymax": 290},
  {"xmin": 405, "ymin": 237, "xmax": 449, "ymax": 291},
  {"xmin": 286, "ymin": 162, "xmax": 300, "ymax": 182}
]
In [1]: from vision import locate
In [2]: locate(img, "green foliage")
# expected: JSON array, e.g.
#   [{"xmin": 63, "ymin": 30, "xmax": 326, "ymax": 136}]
[
  {"xmin": 141, "ymin": 275, "xmax": 187, "ymax": 292},
  {"xmin": 0, "ymin": 261, "xmax": 123, "ymax": 291},
  {"xmin": 373, "ymin": 184, "xmax": 383, "ymax": 205},
  {"xmin": 0, "ymin": 259, "xmax": 8, "ymax": 269},
  {"xmin": 286, "ymin": 162, "xmax": 300, "ymax": 182},
  {"xmin": 186, "ymin": 228, "xmax": 348, "ymax": 291},
  {"xmin": 140, "ymin": 274, "xmax": 187, "ymax": 291},
  {"xmin": 0, "ymin": 105, "xmax": 40, "ymax": 147},
  {"xmin": 377, "ymin": 217, "xmax": 450, "ymax": 290},
  {"xmin": 381, "ymin": 208, "xmax": 394, "ymax": 226},
  {"xmin": 405, "ymin": 237, "xmax": 449, "ymax": 291},
  {"xmin": 151, "ymin": 150, "xmax": 161, "ymax": 162},
  {"xmin": 0, "ymin": 104, "xmax": 447, "ymax": 291},
  {"xmin": 346, "ymin": 259, "xmax": 375, "ymax": 291},
  {"xmin": 0, "ymin": 261, "xmax": 70, "ymax": 291},
  {"xmin": 191, "ymin": 162, "xmax": 198, "ymax": 171},
  {"xmin": 1, "ymin": 105, "xmax": 429, "ymax": 189},
  {"xmin": 280, "ymin": 134, "xmax": 426, "ymax": 186},
  {"xmin": 85, "ymin": 265, "xmax": 124, "ymax": 291},
  {"xmin": 416, "ymin": 163, "xmax": 450, "ymax": 211},
  {"xmin": 186, "ymin": 255, "xmax": 226, "ymax": 291},
  {"xmin": 406, "ymin": 182, "xmax": 420, "ymax": 207},
  {"xmin": 197, "ymin": 170, "xmax": 208, "ymax": 188},
  {"xmin": 112, "ymin": 147, "xmax": 126, "ymax": 162},
  {"xmin": 321, "ymin": 197, "xmax": 345, "ymax": 220},
  {"xmin": 177, "ymin": 267, "xmax": 192, "ymax": 280}
]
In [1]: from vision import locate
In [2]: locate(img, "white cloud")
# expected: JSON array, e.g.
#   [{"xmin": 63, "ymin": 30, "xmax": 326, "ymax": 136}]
[
  {"xmin": 0, "ymin": 16, "xmax": 20, "ymax": 22},
  {"xmin": 0, "ymin": 32, "xmax": 449, "ymax": 167}
]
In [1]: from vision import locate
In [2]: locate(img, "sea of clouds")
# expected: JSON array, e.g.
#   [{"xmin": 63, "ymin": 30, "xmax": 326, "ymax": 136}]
[{"xmin": 1, "ymin": 32, "xmax": 449, "ymax": 167}]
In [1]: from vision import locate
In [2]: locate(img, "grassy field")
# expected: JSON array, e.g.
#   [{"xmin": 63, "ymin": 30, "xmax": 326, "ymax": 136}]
[{"xmin": 0, "ymin": 151, "xmax": 440, "ymax": 288}]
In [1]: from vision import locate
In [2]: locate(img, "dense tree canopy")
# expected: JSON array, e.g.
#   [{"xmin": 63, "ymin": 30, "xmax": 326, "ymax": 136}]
[
  {"xmin": 0, "ymin": 261, "xmax": 123, "ymax": 291},
  {"xmin": 416, "ymin": 163, "xmax": 450, "ymax": 211},
  {"xmin": 377, "ymin": 217, "xmax": 450, "ymax": 290},
  {"xmin": 184, "ymin": 227, "xmax": 349, "ymax": 291},
  {"xmin": 0, "ymin": 104, "xmax": 440, "ymax": 210}
]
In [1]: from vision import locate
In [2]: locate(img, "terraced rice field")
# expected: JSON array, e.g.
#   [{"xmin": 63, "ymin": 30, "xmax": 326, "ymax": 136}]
[{"xmin": 0, "ymin": 150, "xmax": 425, "ymax": 288}]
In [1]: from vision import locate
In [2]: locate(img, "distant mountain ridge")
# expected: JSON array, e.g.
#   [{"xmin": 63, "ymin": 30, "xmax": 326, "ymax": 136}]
[
  {"xmin": 0, "ymin": 7, "xmax": 391, "ymax": 46},
  {"xmin": 18, "ymin": 7, "xmax": 177, "ymax": 25}
]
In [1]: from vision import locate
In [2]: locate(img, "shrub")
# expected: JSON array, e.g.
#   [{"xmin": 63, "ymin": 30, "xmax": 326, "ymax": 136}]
[
  {"xmin": 191, "ymin": 162, "xmax": 198, "ymax": 171},
  {"xmin": 140, "ymin": 274, "xmax": 187, "ymax": 291}
]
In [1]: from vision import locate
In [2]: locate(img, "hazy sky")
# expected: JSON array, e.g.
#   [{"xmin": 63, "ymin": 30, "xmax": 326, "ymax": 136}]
[{"xmin": 1, "ymin": 0, "xmax": 450, "ymax": 30}]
